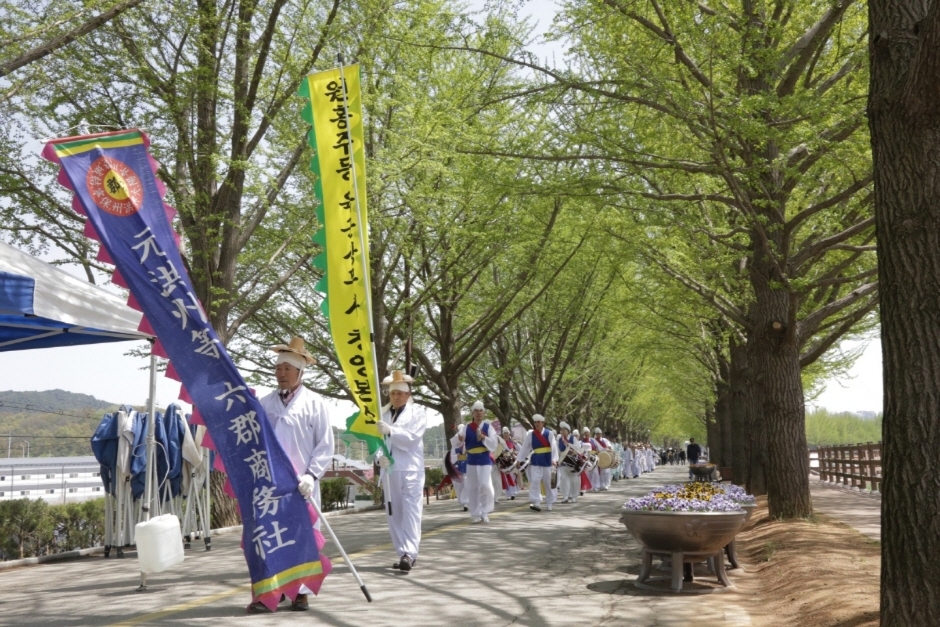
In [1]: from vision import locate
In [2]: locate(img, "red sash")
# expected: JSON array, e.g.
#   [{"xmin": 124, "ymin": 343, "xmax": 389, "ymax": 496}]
[{"xmin": 533, "ymin": 428, "xmax": 550, "ymax": 449}]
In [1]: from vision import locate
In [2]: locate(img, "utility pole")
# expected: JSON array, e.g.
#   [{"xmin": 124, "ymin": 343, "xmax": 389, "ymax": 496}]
[{"xmin": 7, "ymin": 433, "xmax": 10, "ymax": 458}]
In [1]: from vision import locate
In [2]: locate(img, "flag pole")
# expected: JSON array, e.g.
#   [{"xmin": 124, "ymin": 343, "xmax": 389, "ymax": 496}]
[{"xmin": 336, "ymin": 55, "xmax": 393, "ymax": 516}]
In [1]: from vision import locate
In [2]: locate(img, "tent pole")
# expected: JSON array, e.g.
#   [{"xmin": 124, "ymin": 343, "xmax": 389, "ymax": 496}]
[{"xmin": 137, "ymin": 340, "xmax": 158, "ymax": 591}]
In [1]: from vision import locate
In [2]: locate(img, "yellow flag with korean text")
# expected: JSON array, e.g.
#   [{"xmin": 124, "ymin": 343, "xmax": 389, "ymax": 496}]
[{"xmin": 299, "ymin": 65, "xmax": 386, "ymax": 459}]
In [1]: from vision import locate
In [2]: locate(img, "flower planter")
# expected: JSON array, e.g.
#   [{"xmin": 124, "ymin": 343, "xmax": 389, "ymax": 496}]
[
  {"xmin": 620, "ymin": 509, "xmax": 747, "ymax": 593},
  {"xmin": 620, "ymin": 509, "xmax": 746, "ymax": 553}
]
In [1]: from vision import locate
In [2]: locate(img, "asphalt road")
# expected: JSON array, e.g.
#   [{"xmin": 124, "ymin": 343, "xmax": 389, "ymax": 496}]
[{"xmin": 0, "ymin": 465, "xmax": 758, "ymax": 627}]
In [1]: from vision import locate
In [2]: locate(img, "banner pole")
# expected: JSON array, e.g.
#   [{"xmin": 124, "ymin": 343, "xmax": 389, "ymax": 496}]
[
  {"xmin": 138, "ymin": 340, "xmax": 158, "ymax": 590},
  {"xmin": 336, "ymin": 55, "xmax": 394, "ymax": 516},
  {"xmin": 307, "ymin": 494, "xmax": 372, "ymax": 602}
]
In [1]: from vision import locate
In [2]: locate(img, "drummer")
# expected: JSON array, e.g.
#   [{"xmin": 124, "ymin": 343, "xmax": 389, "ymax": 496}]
[
  {"xmin": 581, "ymin": 428, "xmax": 600, "ymax": 492},
  {"xmin": 495, "ymin": 426, "xmax": 520, "ymax": 500},
  {"xmin": 593, "ymin": 428, "xmax": 613, "ymax": 491},
  {"xmin": 611, "ymin": 435, "xmax": 624, "ymax": 482},
  {"xmin": 449, "ymin": 401, "xmax": 499, "ymax": 523},
  {"xmin": 556, "ymin": 422, "xmax": 582, "ymax": 503},
  {"xmin": 515, "ymin": 414, "xmax": 558, "ymax": 512}
]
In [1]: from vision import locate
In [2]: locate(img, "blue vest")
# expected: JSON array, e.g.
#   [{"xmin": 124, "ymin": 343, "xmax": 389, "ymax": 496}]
[
  {"xmin": 465, "ymin": 423, "xmax": 493, "ymax": 465},
  {"xmin": 529, "ymin": 428, "xmax": 553, "ymax": 467},
  {"xmin": 558, "ymin": 434, "xmax": 575, "ymax": 454}
]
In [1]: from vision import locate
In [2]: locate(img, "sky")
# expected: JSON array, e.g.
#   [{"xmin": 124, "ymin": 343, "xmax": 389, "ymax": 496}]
[{"xmin": 0, "ymin": 0, "xmax": 883, "ymax": 432}]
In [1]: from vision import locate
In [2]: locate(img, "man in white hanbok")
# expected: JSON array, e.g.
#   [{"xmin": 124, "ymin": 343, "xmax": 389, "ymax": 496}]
[
  {"xmin": 620, "ymin": 441, "xmax": 634, "ymax": 480},
  {"xmin": 374, "ymin": 370, "xmax": 427, "ymax": 572},
  {"xmin": 252, "ymin": 337, "xmax": 333, "ymax": 613},
  {"xmin": 556, "ymin": 422, "xmax": 582, "ymax": 503},
  {"xmin": 593, "ymin": 428, "xmax": 613, "ymax": 490}
]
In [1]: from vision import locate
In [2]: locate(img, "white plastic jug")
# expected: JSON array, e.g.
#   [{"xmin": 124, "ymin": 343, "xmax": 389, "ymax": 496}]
[{"xmin": 135, "ymin": 514, "xmax": 185, "ymax": 574}]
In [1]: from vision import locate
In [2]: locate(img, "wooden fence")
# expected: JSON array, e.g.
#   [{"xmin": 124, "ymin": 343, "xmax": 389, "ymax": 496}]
[{"xmin": 811, "ymin": 442, "xmax": 882, "ymax": 492}]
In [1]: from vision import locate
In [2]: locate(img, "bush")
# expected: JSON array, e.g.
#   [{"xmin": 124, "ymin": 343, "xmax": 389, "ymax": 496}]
[
  {"xmin": 0, "ymin": 498, "xmax": 106, "ymax": 560},
  {"xmin": 320, "ymin": 478, "xmax": 350, "ymax": 512},
  {"xmin": 426, "ymin": 467, "xmax": 443, "ymax": 490},
  {"xmin": 358, "ymin": 473, "xmax": 384, "ymax": 505}
]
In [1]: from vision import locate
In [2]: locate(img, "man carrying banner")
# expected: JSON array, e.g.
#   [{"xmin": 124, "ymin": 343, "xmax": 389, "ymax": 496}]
[
  {"xmin": 515, "ymin": 414, "xmax": 558, "ymax": 512},
  {"xmin": 251, "ymin": 336, "xmax": 334, "ymax": 612},
  {"xmin": 450, "ymin": 401, "xmax": 498, "ymax": 523},
  {"xmin": 374, "ymin": 370, "xmax": 427, "ymax": 572}
]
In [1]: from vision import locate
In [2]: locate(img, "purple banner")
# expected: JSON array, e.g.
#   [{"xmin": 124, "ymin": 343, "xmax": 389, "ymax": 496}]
[{"xmin": 44, "ymin": 130, "xmax": 329, "ymax": 608}]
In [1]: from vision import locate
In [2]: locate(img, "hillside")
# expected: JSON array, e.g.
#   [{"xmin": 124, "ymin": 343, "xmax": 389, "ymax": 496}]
[
  {"xmin": 0, "ymin": 390, "xmax": 116, "ymax": 414},
  {"xmin": 0, "ymin": 390, "xmax": 119, "ymax": 458}
]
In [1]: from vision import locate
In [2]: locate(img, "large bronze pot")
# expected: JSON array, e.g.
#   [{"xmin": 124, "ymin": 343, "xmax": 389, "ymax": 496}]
[{"xmin": 620, "ymin": 509, "xmax": 747, "ymax": 554}]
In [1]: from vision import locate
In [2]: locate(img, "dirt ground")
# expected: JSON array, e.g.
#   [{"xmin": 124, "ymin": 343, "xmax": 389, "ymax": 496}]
[{"xmin": 734, "ymin": 496, "xmax": 881, "ymax": 627}]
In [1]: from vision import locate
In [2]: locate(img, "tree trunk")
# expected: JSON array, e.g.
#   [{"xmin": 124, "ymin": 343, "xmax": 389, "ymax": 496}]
[
  {"xmin": 209, "ymin": 470, "xmax": 241, "ymax": 529},
  {"xmin": 869, "ymin": 2, "xmax": 940, "ymax": 622},
  {"xmin": 704, "ymin": 403, "xmax": 720, "ymax": 465},
  {"xmin": 728, "ymin": 338, "xmax": 751, "ymax": 487},
  {"xmin": 745, "ymin": 289, "xmax": 810, "ymax": 515}
]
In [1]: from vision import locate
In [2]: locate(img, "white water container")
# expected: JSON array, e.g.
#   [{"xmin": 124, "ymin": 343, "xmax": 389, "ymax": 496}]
[{"xmin": 135, "ymin": 514, "xmax": 185, "ymax": 574}]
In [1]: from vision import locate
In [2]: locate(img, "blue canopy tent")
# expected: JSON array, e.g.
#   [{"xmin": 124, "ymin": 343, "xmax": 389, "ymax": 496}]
[
  {"xmin": 0, "ymin": 240, "xmax": 162, "ymax": 558},
  {"xmin": 0, "ymin": 240, "xmax": 150, "ymax": 350}
]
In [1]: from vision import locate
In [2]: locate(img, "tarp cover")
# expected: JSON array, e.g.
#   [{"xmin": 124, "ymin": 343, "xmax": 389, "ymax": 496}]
[{"xmin": 0, "ymin": 240, "xmax": 150, "ymax": 351}]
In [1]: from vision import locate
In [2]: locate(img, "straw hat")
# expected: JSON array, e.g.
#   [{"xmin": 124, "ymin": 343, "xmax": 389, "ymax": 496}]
[
  {"xmin": 270, "ymin": 336, "xmax": 315, "ymax": 365},
  {"xmin": 381, "ymin": 369, "xmax": 414, "ymax": 393}
]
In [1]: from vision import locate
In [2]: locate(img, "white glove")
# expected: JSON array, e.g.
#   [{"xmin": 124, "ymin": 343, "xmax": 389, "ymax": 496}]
[
  {"xmin": 376, "ymin": 421, "xmax": 392, "ymax": 435},
  {"xmin": 298, "ymin": 473, "xmax": 315, "ymax": 498},
  {"xmin": 378, "ymin": 455, "xmax": 391, "ymax": 469}
]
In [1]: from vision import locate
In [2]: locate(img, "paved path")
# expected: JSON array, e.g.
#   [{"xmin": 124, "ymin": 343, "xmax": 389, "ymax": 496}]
[
  {"xmin": 809, "ymin": 477, "xmax": 881, "ymax": 541},
  {"xmin": 0, "ymin": 465, "xmax": 761, "ymax": 626}
]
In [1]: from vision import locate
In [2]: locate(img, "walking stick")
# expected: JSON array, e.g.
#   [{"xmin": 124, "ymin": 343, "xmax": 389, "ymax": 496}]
[{"xmin": 307, "ymin": 494, "xmax": 372, "ymax": 602}]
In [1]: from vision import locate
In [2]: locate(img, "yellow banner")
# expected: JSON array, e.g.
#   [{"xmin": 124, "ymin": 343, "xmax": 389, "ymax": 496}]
[{"xmin": 300, "ymin": 65, "xmax": 384, "ymax": 456}]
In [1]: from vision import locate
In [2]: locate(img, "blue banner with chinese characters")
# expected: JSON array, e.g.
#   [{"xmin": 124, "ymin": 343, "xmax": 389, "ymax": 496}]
[{"xmin": 43, "ymin": 130, "xmax": 329, "ymax": 609}]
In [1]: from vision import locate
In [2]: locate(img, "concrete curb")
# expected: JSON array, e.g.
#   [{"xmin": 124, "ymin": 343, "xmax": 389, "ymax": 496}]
[{"xmin": 0, "ymin": 503, "xmax": 385, "ymax": 570}]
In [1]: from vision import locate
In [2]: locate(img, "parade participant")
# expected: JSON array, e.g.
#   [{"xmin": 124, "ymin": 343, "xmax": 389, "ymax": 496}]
[
  {"xmin": 252, "ymin": 337, "xmax": 333, "ymax": 613},
  {"xmin": 515, "ymin": 414, "xmax": 558, "ymax": 511},
  {"xmin": 647, "ymin": 445, "xmax": 656, "ymax": 472},
  {"xmin": 633, "ymin": 443, "xmax": 644, "ymax": 477},
  {"xmin": 497, "ymin": 426, "xmax": 520, "ymax": 500},
  {"xmin": 556, "ymin": 422, "xmax": 582, "ymax": 503},
  {"xmin": 374, "ymin": 370, "xmax": 427, "ymax": 572},
  {"xmin": 450, "ymin": 401, "xmax": 499, "ymax": 523},
  {"xmin": 450, "ymin": 421, "xmax": 469, "ymax": 511},
  {"xmin": 620, "ymin": 440, "xmax": 634, "ymax": 480},
  {"xmin": 581, "ymin": 427, "xmax": 600, "ymax": 492},
  {"xmin": 611, "ymin": 435, "xmax": 623, "ymax": 482},
  {"xmin": 593, "ymin": 428, "xmax": 613, "ymax": 490}
]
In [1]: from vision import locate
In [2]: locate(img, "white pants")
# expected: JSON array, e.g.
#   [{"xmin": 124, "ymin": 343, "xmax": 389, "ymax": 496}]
[
  {"xmin": 600, "ymin": 468, "xmax": 612, "ymax": 489},
  {"xmin": 491, "ymin": 466, "xmax": 519, "ymax": 499},
  {"xmin": 526, "ymin": 464, "xmax": 556, "ymax": 507},
  {"xmin": 454, "ymin": 475, "xmax": 469, "ymax": 506},
  {"xmin": 558, "ymin": 467, "xmax": 579, "ymax": 501},
  {"xmin": 466, "ymin": 464, "xmax": 495, "ymax": 519},
  {"xmin": 586, "ymin": 466, "xmax": 600, "ymax": 491},
  {"xmin": 491, "ymin": 466, "xmax": 503, "ymax": 501},
  {"xmin": 382, "ymin": 469, "xmax": 424, "ymax": 559}
]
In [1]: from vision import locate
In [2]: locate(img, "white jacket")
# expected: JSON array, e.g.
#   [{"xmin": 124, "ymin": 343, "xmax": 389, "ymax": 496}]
[
  {"xmin": 375, "ymin": 400, "xmax": 427, "ymax": 472},
  {"xmin": 259, "ymin": 386, "xmax": 334, "ymax": 479}
]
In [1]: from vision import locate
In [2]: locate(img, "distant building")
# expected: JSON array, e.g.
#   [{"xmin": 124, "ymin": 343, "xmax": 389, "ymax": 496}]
[
  {"xmin": 853, "ymin": 411, "xmax": 879, "ymax": 420},
  {"xmin": 0, "ymin": 456, "xmax": 104, "ymax": 504}
]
